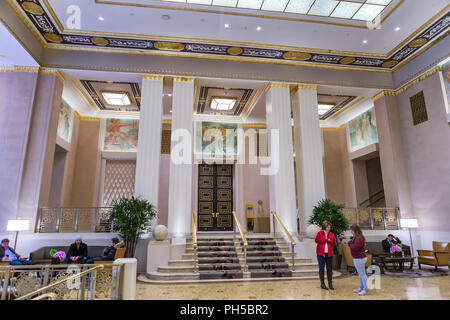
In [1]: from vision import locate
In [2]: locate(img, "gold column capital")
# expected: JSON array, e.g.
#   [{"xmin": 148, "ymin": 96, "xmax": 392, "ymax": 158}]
[
  {"xmin": 173, "ymin": 76, "xmax": 195, "ymax": 83},
  {"xmin": 142, "ymin": 74, "xmax": 164, "ymax": 81},
  {"xmin": 296, "ymin": 84, "xmax": 318, "ymax": 91},
  {"xmin": 372, "ymin": 90, "xmax": 395, "ymax": 102},
  {"xmin": 39, "ymin": 68, "xmax": 65, "ymax": 84},
  {"xmin": 268, "ymin": 82, "xmax": 290, "ymax": 89}
]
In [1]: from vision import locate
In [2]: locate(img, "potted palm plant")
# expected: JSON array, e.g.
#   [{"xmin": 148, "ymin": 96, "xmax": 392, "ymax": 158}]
[
  {"xmin": 109, "ymin": 196, "xmax": 157, "ymax": 258},
  {"xmin": 308, "ymin": 199, "xmax": 349, "ymax": 270}
]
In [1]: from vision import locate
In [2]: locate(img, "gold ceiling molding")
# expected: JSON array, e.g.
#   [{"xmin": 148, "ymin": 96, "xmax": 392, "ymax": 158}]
[
  {"xmin": 142, "ymin": 74, "xmax": 164, "ymax": 81},
  {"xmin": 153, "ymin": 41, "xmax": 185, "ymax": 51},
  {"xmin": 92, "ymin": 0, "xmax": 404, "ymax": 31},
  {"xmin": 73, "ymin": 110, "xmax": 101, "ymax": 121},
  {"xmin": 21, "ymin": 1, "xmax": 44, "ymax": 15},
  {"xmin": 297, "ymin": 84, "xmax": 318, "ymax": 91},
  {"xmin": 372, "ymin": 65, "xmax": 443, "ymax": 102},
  {"xmin": 322, "ymin": 96, "xmax": 365, "ymax": 122},
  {"xmin": 173, "ymin": 77, "xmax": 195, "ymax": 83},
  {"xmin": 40, "ymin": 0, "xmax": 412, "ymax": 59}
]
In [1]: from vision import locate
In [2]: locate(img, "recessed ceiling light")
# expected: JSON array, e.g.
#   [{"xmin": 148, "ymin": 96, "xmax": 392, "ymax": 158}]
[
  {"xmin": 256, "ymin": 26, "xmax": 262, "ymax": 31},
  {"xmin": 395, "ymin": 27, "xmax": 400, "ymax": 31},
  {"xmin": 102, "ymin": 92, "xmax": 131, "ymax": 106},
  {"xmin": 210, "ymin": 97, "xmax": 236, "ymax": 111},
  {"xmin": 98, "ymin": 16, "xmax": 104, "ymax": 21},
  {"xmin": 170, "ymin": 110, "xmax": 172, "ymax": 113},
  {"xmin": 224, "ymin": 23, "xmax": 230, "ymax": 28},
  {"xmin": 363, "ymin": 40, "xmax": 368, "ymax": 44}
]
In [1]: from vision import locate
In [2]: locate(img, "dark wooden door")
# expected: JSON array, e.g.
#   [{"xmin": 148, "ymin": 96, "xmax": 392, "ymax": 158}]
[{"xmin": 197, "ymin": 164, "xmax": 234, "ymax": 231}]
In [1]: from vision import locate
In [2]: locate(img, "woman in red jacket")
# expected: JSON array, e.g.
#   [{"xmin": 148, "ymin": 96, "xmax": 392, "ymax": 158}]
[
  {"xmin": 347, "ymin": 224, "xmax": 369, "ymax": 295},
  {"xmin": 315, "ymin": 221, "xmax": 336, "ymax": 290}
]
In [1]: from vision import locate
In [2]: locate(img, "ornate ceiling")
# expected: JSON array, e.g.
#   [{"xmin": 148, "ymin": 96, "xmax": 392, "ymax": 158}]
[{"xmin": 9, "ymin": 0, "xmax": 450, "ymax": 71}]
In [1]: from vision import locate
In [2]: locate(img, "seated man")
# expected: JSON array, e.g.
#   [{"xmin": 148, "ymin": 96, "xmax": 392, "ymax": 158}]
[
  {"xmin": 382, "ymin": 234, "xmax": 402, "ymax": 253},
  {"xmin": 86, "ymin": 237, "xmax": 121, "ymax": 264},
  {"xmin": 0, "ymin": 238, "xmax": 32, "ymax": 265},
  {"xmin": 64, "ymin": 236, "xmax": 89, "ymax": 264}
]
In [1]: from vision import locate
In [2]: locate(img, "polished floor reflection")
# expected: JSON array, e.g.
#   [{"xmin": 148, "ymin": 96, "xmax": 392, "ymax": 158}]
[{"xmin": 136, "ymin": 275, "xmax": 450, "ymax": 300}]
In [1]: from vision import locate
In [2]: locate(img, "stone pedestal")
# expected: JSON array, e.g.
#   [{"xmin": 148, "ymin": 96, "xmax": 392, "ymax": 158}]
[
  {"xmin": 114, "ymin": 258, "xmax": 137, "ymax": 300},
  {"xmin": 146, "ymin": 240, "xmax": 170, "ymax": 273}
]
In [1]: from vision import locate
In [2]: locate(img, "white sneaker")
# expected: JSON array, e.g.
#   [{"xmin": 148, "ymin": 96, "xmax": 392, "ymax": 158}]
[
  {"xmin": 358, "ymin": 290, "xmax": 369, "ymax": 296},
  {"xmin": 353, "ymin": 288, "xmax": 362, "ymax": 293}
]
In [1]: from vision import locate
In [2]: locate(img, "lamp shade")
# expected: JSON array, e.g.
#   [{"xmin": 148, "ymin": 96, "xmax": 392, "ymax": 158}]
[
  {"xmin": 400, "ymin": 218, "xmax": 418, "ymax": 228},
  {"xmin": 6, "ymin": 220, "xmax": 30, "ymax": 232}
]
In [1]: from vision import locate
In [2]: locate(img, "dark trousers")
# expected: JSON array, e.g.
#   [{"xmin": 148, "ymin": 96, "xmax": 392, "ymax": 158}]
[{"xmin": 317, "ymin": 254, "xmax": 333, "ymax": 272}]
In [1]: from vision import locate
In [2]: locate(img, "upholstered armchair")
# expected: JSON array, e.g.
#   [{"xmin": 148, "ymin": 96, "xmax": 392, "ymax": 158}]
[
  {"xmin": 417, "ymin": 241, "xmax": 449, "ymax": 270},
  {"xmin": 341, "ymin": 243, "xmax": 373, "ymax": 270}
]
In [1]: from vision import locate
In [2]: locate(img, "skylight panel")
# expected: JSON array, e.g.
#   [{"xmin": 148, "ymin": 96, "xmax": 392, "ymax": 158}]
[
  {"xmin": 285, "ymin": 0, "xmax": 315, "ymax": 14},
  {"xmin": 331, "ymin": 1, "xmax": 362, "ymax": 19},
  {"xmin": 353, "ymin": 3, "xmax": 384, "ymax": 21},
  {"xmin": 308, "ymin": 0, "xmax": 339, "ymax": 16},
  {"xmin": 237, "ymin": 0, "xmax": 264, "ymax": 10},
  {"xmin": 213, "ymin": 0, "xmax": 238, "ymax": 7},
  {"xmin": 102, "ymin": 92, "xmax": 131, "ymax": 106},
  {"xmin": 211, "ymin": 98, "xmax": 237, "ymax": 110},
  {"xmin": 189, "ymin": 0, "xmax": 212, "ymax": 4},
  {"xmin": 366, "ymin": 0, "xmax": 391, "ymax": 5},
  {"xmin": 261, "ymin": 0, "xmax": 289, "ymax": 12},
  {"xmin": 318, "ymin": 104, "xmax": 334, "ymax": 115}
]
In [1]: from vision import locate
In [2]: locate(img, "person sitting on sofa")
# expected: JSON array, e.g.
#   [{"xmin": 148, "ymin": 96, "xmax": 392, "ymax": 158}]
[
  {"xmin": 64, "ymin": 236, "xmax": 89, "ymax": 264},
  {"xmin": 86, "ymin": 237, "xmax": 121, "ymax": 264},
  {"xmin": 382, "ymin": 234, "xmax": 402, "ymax": 253},
  {"xmin": 0, "ymin": 238, "xmax": 32, "ymax": 265}
]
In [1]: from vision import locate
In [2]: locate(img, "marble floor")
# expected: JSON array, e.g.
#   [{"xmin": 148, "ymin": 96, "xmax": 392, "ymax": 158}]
[{"xmin": 136, "ymin": 274, "xmax": 450, "ymax": 300}]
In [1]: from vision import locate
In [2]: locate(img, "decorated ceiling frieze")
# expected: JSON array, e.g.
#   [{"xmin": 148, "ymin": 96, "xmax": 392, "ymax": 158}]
[{"xmin": 13, "ymin": 0, "xmax": 450, "ymax": 71}]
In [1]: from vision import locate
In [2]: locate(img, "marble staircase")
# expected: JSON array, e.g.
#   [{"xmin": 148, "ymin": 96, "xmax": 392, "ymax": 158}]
[{"xmin": 142, "ymin": 234, "xmax": 342, "ymax": 283}]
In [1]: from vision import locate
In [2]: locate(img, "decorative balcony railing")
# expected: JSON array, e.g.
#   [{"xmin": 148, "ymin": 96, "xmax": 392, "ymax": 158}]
[
  {"xmin": 37, "ymin": 207, "xmax": 113, "ymax": 233},
  {"xmin": 342, "ymin": 207, "xmax": 400, "ymax": 230}
]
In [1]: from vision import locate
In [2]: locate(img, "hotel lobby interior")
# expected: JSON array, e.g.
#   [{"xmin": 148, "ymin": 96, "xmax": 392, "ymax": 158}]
[{"xmin": 0, "ymin": 0, "xmax": 449, "ymax": 302}]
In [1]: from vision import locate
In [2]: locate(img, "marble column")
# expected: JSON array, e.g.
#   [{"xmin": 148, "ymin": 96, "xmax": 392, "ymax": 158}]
[
  {"xmin": 17, "ymin": 70, "xmax": 64, "ymax": 230},
  {"xmin": 168, "ymin": 77, "xmax": 195, "ymax": 236},
  {"xmin": 0, "ymin": 68, "xmax": 39, "ymax": 232},
  {"xmin": 265, "ymin": 83, "xmax": 297, "ymax": 235},
  {"xmin": 292, "ymin": 85, "xmax": 326, "ymax": 234},
  {"xmin": 135, "ymin": 75, "xmax": 164, "ymax": 227},
  {"xmin": 373, "ymin": 94, "xmax": 413, "ymax": 216}
]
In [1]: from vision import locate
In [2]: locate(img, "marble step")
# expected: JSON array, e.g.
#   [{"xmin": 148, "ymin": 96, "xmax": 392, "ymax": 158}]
[
  {"xmin": 169, "ymin": 257, "xmax": 314, "ymax": 266},
  {"xmin": 186, "ymin": 237, "xmax": 286, "ymax": 242},
  {"xmin": 159, "ymin": 262, "xmax": 318, "ymax": 273},
  {"xmin": 181, "ymin": 253, "xmax": 311, "ymax": 262},
  {"xmin": 143, "ymin": 270, "xmax": 341, "ymax": 283}
]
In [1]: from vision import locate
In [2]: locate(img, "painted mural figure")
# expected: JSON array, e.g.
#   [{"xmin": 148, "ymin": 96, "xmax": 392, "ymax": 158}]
[
  {"xmin": 105, "ymin": 119, "xmax": 138, "ymax": 151},
  {"xmin": 349, "ymin": 108, "xmax": 378, "ymax": 151},
  {"xmin": 57, "ymin": 100, "xmax": 73, "ymax": 142}
]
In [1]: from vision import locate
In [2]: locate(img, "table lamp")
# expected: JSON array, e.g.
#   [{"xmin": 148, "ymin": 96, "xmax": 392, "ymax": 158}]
[
  {"xmin": 400, "ymin": 218, "xmax": 418, "ymax": 258},
  {"xmin": 6, "ymin": 220, "xmax": 30, "ymax": 251}
]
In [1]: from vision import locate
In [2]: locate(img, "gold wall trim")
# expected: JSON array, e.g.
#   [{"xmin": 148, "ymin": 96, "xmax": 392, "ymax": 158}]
[
  {"xmin": 73, "ymin": 110, "xmax": 101, "ymax": 121},
  {"xmin": 241, "ymin": 123, "xmax": 267, "ymax": 128},
  {"xmin": 372, "ymin": 65, "xmax": 443, "ymax": 102},
  {"xmin": 142, "ymin": 74, "xmax": 164, "ymax": 81},
  {"xmin": 0, "ymin": 65, "xmax": 39, "ymax": 72},
  {"xmin": 92, "ymin": 0, "xmax": 403, "ymax": 31},
  {"xmin": 321, "ymin": 123, "xmax": 347, "ymax": 131}
]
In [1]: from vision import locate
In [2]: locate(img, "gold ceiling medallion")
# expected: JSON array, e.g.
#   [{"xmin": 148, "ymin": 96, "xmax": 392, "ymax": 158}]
[
  {"xmin": 282, "ymin": 52, "xmax": 312, "ymax": 61},
  {"xmin": 227, "ymin": 47, "xmax": 243, "ymax": 56},
  {"xmin": 339, "ymin": 57, "xmax": 356, "ymax": 65},
  {"xmin": 21, "ymin": 1, "xmax": 44, "ymax": 15},
  {"xmin": 154, "ymin": 42, "xmax": 185, "ymax": 51},
  {"xmin": 91, "ymin": 37, "xmax": 109, "ymax": 46},
  {"xmin": 44, "ymin": 33, "xmax": 63, "ymax": 43},
  {"xmin": 381, "ymin": 60, "xmax": 399, "ymax": 68},
  {"xmin": 408, "ymin": 38, "xmax": 428, "ymax": 48}
]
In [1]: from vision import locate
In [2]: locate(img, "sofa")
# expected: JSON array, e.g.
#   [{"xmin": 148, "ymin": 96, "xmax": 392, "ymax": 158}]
[
  {"xmin": 342, "ymin": 243, "xmax": 373, "ymax": 271},
  {"xmin": 417, "ymin": 241, "xmax": 449, "ymax": 270},
  {"xmin": 30, "ymin": 246, "xmax": 106, "ymax": 265}
]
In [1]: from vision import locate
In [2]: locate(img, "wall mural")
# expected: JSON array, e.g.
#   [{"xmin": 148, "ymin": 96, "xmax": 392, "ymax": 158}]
[
  {"xmin": 195, "ymin": 121, "xmax": 238, "ymax": 155},
  {"xmin": 349, "ymin": 108, "xmax": 378, "ymax": 151},
  {"xmin": 104, "ymin": 119, "xmax": 139, "ymax": 151},
  {"xmin": 57, "ymin": 99, "xmax": 73, "ymax": 143},
  {"xmin": 442, "ymin": 61, "xmax": 450, "ymax": 108}
]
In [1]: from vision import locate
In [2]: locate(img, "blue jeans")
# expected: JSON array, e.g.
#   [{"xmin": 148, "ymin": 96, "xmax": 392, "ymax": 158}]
[
  {"xmin": 10, "ymin": 259, "xmax": 32, "ymax": 265},
  {"xmin": 353, "ymin": 257, "xmax": 368, "ymax": 292}
]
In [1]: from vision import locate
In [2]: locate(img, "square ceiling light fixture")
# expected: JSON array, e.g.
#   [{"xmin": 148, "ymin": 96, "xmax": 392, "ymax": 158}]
[
  {"xmin": 318, "ymin": 104, "xmax": 334, "ymax": 115},
  {"xmin": 210, "ymin": 97, "xmax": 237, "ymax": 111},
  {"xmin": 101, "ymin": 91, "xmax": 132, "ymax": 106}
]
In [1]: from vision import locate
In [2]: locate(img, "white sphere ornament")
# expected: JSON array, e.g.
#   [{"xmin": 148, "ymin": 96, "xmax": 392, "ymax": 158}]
[
  {"xmin": 306, "ymin": 224, "xmax": 321, "ymax": 239},
  {"xmin": 153, "ymin": 225, "xmax": 168, "ymax": 241}
]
